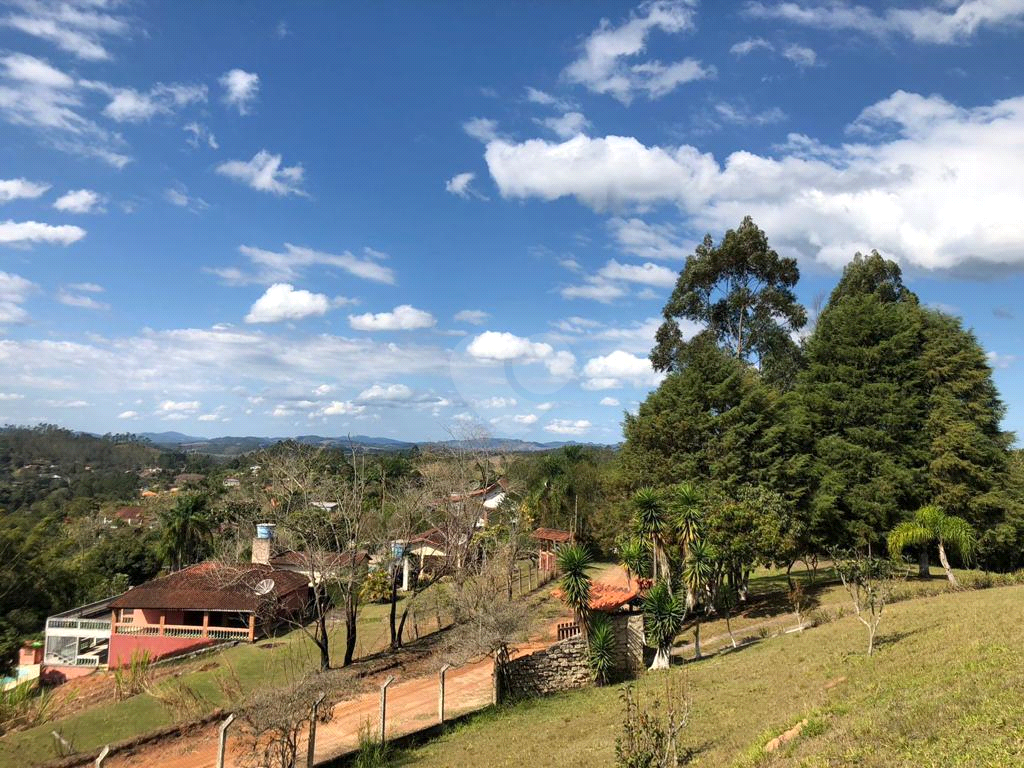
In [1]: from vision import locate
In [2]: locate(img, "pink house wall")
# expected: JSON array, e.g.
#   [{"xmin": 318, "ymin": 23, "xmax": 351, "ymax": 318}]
[
  {"xmin": 108, "ymin": 633, "xmax": 215, "ymax": 668},
  {"xmin": 40, "ymin": 664, "xmax": 98, "ymax": 685}
]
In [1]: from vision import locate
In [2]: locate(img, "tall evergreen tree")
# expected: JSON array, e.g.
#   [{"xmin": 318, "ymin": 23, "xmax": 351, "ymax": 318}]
[
  {"xmin": 920, "ymin": 309, "xmax": 1013, "ymax": 531},
  {"xmin": 796, "ymin": 252, "xmax": 928, "ymax": 550}
]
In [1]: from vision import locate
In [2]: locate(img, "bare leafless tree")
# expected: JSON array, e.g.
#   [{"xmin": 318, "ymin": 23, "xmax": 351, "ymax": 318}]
[{"xmin": 230, "ymin": 442, "xmax": 377, "ymax": 670}]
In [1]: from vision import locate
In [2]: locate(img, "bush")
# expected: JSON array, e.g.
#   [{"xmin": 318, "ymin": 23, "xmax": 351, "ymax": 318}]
[
  {"xmin": 0, "ymin": 680, "xmax": 55, "ymax": 735},
  {"xmin": 360, "ymin": 568, "xmax": 393, "ymax": 604},
  {"xmin": 615, "ymin": 679, "xmax": 690, "ymax": 768}
]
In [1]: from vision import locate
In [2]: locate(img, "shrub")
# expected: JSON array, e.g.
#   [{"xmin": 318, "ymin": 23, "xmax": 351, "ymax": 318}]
[
  {"xmin": 0, "ymin": 680, "xmax": 55, "ymax": 735},
  {"xmin": 360, "ymin": 568, "xmax": 393, "ymax": 604},
  {"xmin": 615, "ymin": 678, "xmax": 690, "ymax": 768}
]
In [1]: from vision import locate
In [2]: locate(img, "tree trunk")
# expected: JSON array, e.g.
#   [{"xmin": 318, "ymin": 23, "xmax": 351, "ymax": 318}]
[
  {"xmin": 918, "ymin": 549, "xmax": 930, "ymax": 579},
  {"xmin": 649, "ymin": 646, "xmax": 670, "ymax": 670},
  {"xmin": 343, "ymin": 591, "xmax": 357, "ymax": 666},
  {"xmin": 395, "ymin": 604, "xmax": 410, "ymax": 648},
  {"xmin": 726, "ymin": 614, "xmax": 737, "ymax": 648},
  {"xmin": 937, "ymin": 542, "xmax": 959, "ymax": 587},
  {"xmin": 316, "ymin": 612, "xmax": 330, "ymax": 672},
  {"xmin": 693, "ymin": 621, "xmax": 701, "ymax": 660},
  {"xmin": 388, "ymin": 566, "xmax": 400, "ymax": 649},
  {"xmin": 786, "ymin": 560, "xmax": 795, "ymax": 591}
]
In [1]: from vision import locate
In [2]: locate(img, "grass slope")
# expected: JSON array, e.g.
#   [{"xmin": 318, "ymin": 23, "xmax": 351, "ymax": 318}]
[{"xmin": 400, "ymin": 585, "xmax": 1024, "ymax": 768}]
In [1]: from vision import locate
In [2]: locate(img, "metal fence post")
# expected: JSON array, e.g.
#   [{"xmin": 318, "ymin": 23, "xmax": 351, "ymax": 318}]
[
  {"xmin": 217, "ymin": 713, "xmax": 236, "ymax": 768},
  {"xmin": 379, "ymin": 675, "xmax": 396, "ymax": 743},
  {"xmin": 94, "ymin": 745, "xmax": 110, "ymax": 768},
  {"xmin": 307, "ymin": 693, "xmax": 326, "ymax": 768},
  {"xmin": 438, "ymin": 664, "xmax": 452, "ymax": 724}
]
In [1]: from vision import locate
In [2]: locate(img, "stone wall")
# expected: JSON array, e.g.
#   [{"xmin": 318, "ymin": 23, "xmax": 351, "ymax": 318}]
[
  {"xmin": 503, "ymin": 612, "xmax": 645, "ymax": 701},
  {"xmin": 503, "ymin": 634, "xmax": 591, "ymax": 700}
]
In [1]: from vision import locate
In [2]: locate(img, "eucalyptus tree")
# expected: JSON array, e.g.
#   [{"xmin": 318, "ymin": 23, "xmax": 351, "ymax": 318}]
[
  {"xmin": 651, "ymin": 215, "xmax": 806, "ymax": 382},
  {"xmin": 888, "ymin": 505, "xmax": 977, "ymax": 587}
]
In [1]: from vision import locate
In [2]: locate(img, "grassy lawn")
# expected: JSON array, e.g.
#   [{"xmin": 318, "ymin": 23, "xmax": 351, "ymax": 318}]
[{"xmin": 398, "ymin": 583, "xmax": 1024, "ymax": 768}]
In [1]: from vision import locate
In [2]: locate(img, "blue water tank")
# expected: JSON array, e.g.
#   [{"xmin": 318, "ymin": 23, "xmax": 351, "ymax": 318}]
[{"xmin": 256, "ymin": 523, "xmax": 276, "ymax": 540}]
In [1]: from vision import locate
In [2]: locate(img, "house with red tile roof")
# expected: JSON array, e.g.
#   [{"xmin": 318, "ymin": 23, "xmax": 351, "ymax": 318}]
[{"xmin": 105, "ymin": 562, "xmax": 309, "ymax": 667}]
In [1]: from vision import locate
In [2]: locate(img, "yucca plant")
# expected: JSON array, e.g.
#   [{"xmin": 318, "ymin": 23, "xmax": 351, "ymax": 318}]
[
  {"xmin": 682, "ymin": 539, "xmax": 715, "ymax": 658},
  {"xmin": 633, "ymin": 487, "xmax": 670, "ymax": 587},
  {"xmin": 643, "ymin": 580, "xmax": 685, "ymax": 670},
  {"xmin": 617, "ymin": 536, "xmax": 649, "ymax": 589},
  {"xmin": 588, "ymin": 613, "xmax": 618, "ymax": 686},
  {"xmin": 888, "ymin": 505, "xmax": 977, "ymax": 587},
  {"xmin": 556, "ymin": 542, "xmax": 594, "ymax": 636}
]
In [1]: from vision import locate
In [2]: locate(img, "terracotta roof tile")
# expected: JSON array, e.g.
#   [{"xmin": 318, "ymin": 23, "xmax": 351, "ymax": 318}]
[{"xmin": 532, "ymin": 527, "xmax": 573, "ymax": 543}]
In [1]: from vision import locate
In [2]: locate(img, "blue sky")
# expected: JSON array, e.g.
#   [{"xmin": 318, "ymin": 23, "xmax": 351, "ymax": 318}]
[{"xmin": 0, "ymin": 0, "xmax": 1022, "ymax": 444}]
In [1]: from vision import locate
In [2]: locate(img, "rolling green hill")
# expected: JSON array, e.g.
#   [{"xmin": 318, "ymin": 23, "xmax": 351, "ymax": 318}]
[{"xmin": 400, "ymin": 585, "xmax": 1024, "ymax": 768}]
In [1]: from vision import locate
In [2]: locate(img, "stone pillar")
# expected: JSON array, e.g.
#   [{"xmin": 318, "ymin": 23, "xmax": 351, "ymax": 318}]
[
  {"xmin": 202, "ymin": 611, "xmax": 210, "ymax": 638},
  {"xmin": 247, "ymin": 614, "xmax": 256, "ymax": 642},
  {"xmin": 402, "ymin": 556, "xmax": 411, "ymax": 592}
]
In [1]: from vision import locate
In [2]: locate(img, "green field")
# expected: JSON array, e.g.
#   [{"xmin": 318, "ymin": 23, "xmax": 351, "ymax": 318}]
[{"xmin": 399, "ymin": 583, "xmax": 1024, "ymax": 767}]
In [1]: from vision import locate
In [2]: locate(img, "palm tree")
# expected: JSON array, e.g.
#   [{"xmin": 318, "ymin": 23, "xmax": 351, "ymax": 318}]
[
  {"xmin": 888, "ymin": 505, "xmax": 977, "ymax": 587},
  {"xmin": 158, "ymin": 494, "xmax": 213, "ymax": 572},
  {"xmin": 633, "ymin": 487, "xmax": 671, "ymax": 588},
  {"xmin": 617, "ymin": 537, "xmax": 649, "ymax": 589},
  {"xmin": 643, "ymin": 580, "xmax": 685, "ymax": 670},
  {"xmin": 556, "ymin": 543, "xmax": 594, "ymax": 636},
  {"xmin": 682, "ymin": 538, "xmax": 715, "ymax": 659}
]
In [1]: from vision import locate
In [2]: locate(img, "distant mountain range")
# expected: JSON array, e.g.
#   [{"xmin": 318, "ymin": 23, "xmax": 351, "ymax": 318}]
[{"xmin": 138, "ymin": 432, "xmax": 606, "ymax": 456}]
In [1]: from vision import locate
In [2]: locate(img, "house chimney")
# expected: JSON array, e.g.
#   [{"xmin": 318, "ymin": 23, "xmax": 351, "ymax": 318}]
[{"xmin": 252, "ymin": 523, "xmax": 275, "ymax": 565}]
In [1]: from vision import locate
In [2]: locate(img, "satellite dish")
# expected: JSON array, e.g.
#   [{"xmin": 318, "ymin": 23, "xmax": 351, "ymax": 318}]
[{"xmin": 254, "ymin": 578, "xmax": 275, "ymax": 596}]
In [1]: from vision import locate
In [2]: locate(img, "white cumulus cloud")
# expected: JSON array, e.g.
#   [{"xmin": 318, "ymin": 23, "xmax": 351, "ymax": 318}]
[
  {"xmin": 481, "ymin": 91, "xmax": 1024, "ymax": 273},
  {"xmin": 53, "ymin": 188, "xmax": 103, "ymax": 213},
  {"xmin": 544, "ymin": 418, "xmax": 592, "ymax": 435},
  {"xmin": 582, "ymin": 350, "xmax": 663, "ymax": 389},
  {"xmin": 0, "ymin": 220, "xmax": 85, "ymax": 246},
  {"xmin": 0, "ymin": 178, "xmax": 49, "ymax": 203},
  {"xmin": 349, "ymin": 305, "xmax": 436, "ymax": 331},
  {"xmin": 244, "ymin": 283, "xmax": 332, "ymax": 324}
]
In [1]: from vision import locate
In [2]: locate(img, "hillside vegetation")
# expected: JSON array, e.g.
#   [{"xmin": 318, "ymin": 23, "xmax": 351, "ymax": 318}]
[{"xmin": 400, "ymin": 585, "xmax": 1024, "ymax": 768}]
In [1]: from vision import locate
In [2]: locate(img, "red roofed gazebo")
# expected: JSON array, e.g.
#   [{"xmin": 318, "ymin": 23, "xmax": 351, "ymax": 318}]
[{"xmin": 532, "ymin": 527, "xmax": 573, "ymax": 572}]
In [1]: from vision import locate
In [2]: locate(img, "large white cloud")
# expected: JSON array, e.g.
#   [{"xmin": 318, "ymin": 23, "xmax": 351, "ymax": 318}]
[
  {"xmin": 80, "ymin": 80, "xmax": 207, "ymax": 122},
  {"xmin": 0, "ymin": 220, "xmax": 85, "ymax": 246},
  {"xmin": 744, "ymin": 1, "xmax": 1024, "ymax": 44},
  {"xmin": 349, "ymin": 305, "xmax": 436, "ymax": 331},
  {"xmin": 483, "ymin": 91, "xmax": 1024, "ymax": 272},
  {"xmin": 0, "ymin": 178, "xmax": 49, "ymax": 203},
  {"xmin": 216, "ymin": 150, "xmax": 306, "ymax": 196},
  {"xmin": 582, "ymin": 350, "xmax": 663, "ymax": 389},
  {"xmin": 244, "ymin": 283, "xmax": 332, "ymax": 324},
  {"xmin": 598, "ymin": 259, "xmax": 677, "ymax": 287},
  {"xmin": 467, "ymin": 330, "xmax": 576, "ymax": 377},
  {"xmin": 562, "ymin": 0, "xmax": 714, "ymax": 104}
]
